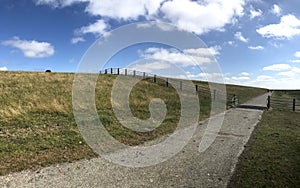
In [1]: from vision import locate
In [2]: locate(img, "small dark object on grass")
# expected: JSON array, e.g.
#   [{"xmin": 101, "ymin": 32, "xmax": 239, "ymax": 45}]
[{"xmin": 45, "ymin": 70, "xmax": 51, "ymax": 72}]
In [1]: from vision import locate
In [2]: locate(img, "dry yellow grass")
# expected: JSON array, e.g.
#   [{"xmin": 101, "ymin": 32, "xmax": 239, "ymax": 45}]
[
  {"xmin": 0, "ymin": 72, "xmax": 73, "ymax": 121},
  {"xmin": 0, "ymin": 71, "xmax": 267, "ymax": 175}
]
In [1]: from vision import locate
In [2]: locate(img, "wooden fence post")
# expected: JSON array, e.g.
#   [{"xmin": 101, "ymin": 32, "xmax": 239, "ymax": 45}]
[
  {"xmin": 133, "ymin": 70, "xmax": 136, "ymax": 77},
  {"xmin": 213, "ymin": 89, "xmax": 216, "ymax": 101},
  {"xmin": 195, "ymin": 85, "xmax": 198, "ymax": 94},
  {"xmin": 267, "ymin": 96, "xmax": 270, "ymax": 110},
  {"xmin": 180, "ymin": 80, "xmax": 182, "ymax": 91},
  {"xmin": 125, "ymin": 69, "xmax": 127, "ymax": 76},
  {"xmin": 293, "ymin": 98, "xmax": 296, "ymax": 111},
  {"xmin": 153, "ymin": 75, "xmax": 156, "ymax": 83},
  {"xmin": 117, "ymin": 68, "xmax": 120, "ymax": 75},
  {"xmin": 166, "ymin": 78, "xmax": 169, "ymax": 87},
  {"xmin": 143, "ymin": 72, "xmax": 145, "ymax": 79},
  {"xmin": 105, "ymin": 69, "xmax": 107, "ymax": 74},
  {"xmin": 110, "ymin": 68, "xmax": 113, "ymax": 74}
]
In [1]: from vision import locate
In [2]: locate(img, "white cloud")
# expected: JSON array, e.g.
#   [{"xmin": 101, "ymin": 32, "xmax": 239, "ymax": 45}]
[
  {"xmin": 76, "ymin": 19, "xmax": 109, "ymax": 36},
  {"xmin": 178, "ymin": 72, "xmax": 225, "ymax": 83},
  {"xmin": 36, "ymin": 0, "xmax": 247, "ymax": 36},
  {"xmin": 37, "ymin": 0, "xmax": 164, "ymax": 39},
  {"xmin": 136, "ymin": 22, "xmax": 176, "ymax": 31},
  {"xmin": 256, "ymin": 14, "xmax": 300, "ymax": 39},
  {"xmin": 224, "ymin": 70, "xmax": 300, "ymax": 89},
  {"xmin": 263, "ymin": 64, "xmax": 291, "ymax": 71},
  {"xmin": 71, "ymin": 37, "xmax": 85, "ymax": 44},
  {"xmin": 129, "ymin": 61, "xmax": 171, "ymax": 73},
  {"xmin": 224, "ymin": 73, "xmax": 251, "ymax": 85},
  {"xmin": 290, "ymin": 60, "xmax": 300, "ymax": 63},
  {"xmin": 227, "ymin": 41, "xmax": 235, "ymax": 46},
  {"xmin": 234, "ymin": 32, "xmax": 248, "ymax": 43},
  {"xmin": 231, "ymin": 76, "xmax": 250, "ymax": 80},
  {"xmin": 141, "ymin": 48, "xmax": 205, "ymax": 67},
  {"xmin": 0, "ymin": 66, "xmax": 8, "ymax": 71},
  {"xmin": 254, "ymin": 76, "xmax": 300, "ymax": 89},
  {"xmin": 2, "ymin": 37, "xmax": 54, "ymax": 58},
  {"xmin": 36, "ymin": 0, "xmax": 164, "ymax": 20},
  {"xmin": 256, "ymin": 75, "xmax": 273, "ymax": 82},
  {"xmin": 240, "ymin": 72, "xmax": 250, "ymax": 76},
  {"xmin": 248, "ymin": 45, "xmax": 264, "ymax": 50},
  {"xmin": 183, "ymin": 45, "xmax": 221, "ymax": 56},
  {"xmin": 160, "ymin": 0, "xmax": 245, "ymax": 34},
  {"xmin": 277, "ymin": 71, "xmax": 295, "ymax": 77},
  {"xmin": 85, "ymin": 0, "xmax": 164, "ymax": 20},
  {"xmin": 263, "ymin": 64, "xmax": 300, "ymax": 78},
  {"xmin": 290, "ymin": 52, "xmax": 300, "ymax": 63},
  {"xmin": 249, "ymin": 6, "xmax": 262, "ymax": 19},
  {"xmin": 140, "ymin": 46, "xmax": 220, "ymax": 67},
  {"xmin": 271, "ymin": 4, "xmax": 281, "ymax": 16},
  {"xmin": 291, "ymin": 67, "xmax": 300, "ymax": 73}
]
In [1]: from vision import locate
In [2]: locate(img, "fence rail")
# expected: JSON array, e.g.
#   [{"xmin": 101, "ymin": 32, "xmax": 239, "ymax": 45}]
[
  {"xmin": 100, "ymin": 68, "xmax": 237, "ymax": 106},
  {"xmin": 267, "ymin": 95, "xmax": 300, "ymax": 112}
]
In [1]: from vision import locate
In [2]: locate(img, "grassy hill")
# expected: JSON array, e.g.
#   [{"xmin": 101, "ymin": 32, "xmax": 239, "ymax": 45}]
[{"xmin": 0, "ymin": 71, "xmax": 267, "ymax": 175}]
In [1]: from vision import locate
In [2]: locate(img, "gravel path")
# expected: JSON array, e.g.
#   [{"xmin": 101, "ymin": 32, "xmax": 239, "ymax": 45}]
[{"xmin": 0, "ymin": 93, "xmax": 270, "ymax": 188}]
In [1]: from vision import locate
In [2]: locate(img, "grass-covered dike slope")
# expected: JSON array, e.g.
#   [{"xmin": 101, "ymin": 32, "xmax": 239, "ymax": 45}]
[{"xmin": 0, "ymin": 71, "xmax": 266, "ymax": 175}]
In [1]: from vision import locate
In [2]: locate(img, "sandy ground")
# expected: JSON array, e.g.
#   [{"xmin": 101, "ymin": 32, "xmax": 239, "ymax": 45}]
[{"xmin": 0, "ymin": 93, "xmax": 270, "ymax": 188}]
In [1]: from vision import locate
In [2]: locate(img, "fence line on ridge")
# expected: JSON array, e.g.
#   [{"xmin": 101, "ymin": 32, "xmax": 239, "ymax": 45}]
[{"xmin": 100, "ymin": 67, "xmax": 240, "ymax": 107}]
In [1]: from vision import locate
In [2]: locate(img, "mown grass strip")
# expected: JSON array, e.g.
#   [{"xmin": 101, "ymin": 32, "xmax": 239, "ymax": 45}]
[{"xmin": 228, "ymin": 109, "xmax": 300, "ymax": 188}]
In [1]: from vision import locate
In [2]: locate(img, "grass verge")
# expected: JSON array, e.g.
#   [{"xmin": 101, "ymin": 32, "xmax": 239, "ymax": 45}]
[{"xmin": 228, "ymin": 109, "xmax": 300, "ymax": 187}]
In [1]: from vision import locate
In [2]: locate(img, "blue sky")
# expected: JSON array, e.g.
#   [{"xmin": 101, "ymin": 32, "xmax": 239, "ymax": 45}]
[{"xmin": 1, "ymin": 0, "xmax": 300, "ymax": 89}]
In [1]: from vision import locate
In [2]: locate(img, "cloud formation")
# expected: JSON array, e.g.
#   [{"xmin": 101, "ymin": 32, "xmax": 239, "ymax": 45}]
[
  {"xmin": 84, "ymin": 0, "xmax": 164, "ymax": 20},
  {"xmin": 262, "ymin": 64, "xmax": 300, "ymax": 78},
  {"xmin": 263, "ymin": 64, "xmax": 291, "ymax": 71},
  {"xmin": 248, "ymin": 45, "xmax": 264, "ymax": 50},
  {"xmin": 240, "ymin": 72, "xmax": 250, "ymax": 76},
  {"xmin": 36, "ymin": 0, "xmax": 246, "ymax": 36},
  {"xmin": 160, "ymin": 0, "xmax": 245, "ymax": 34},
  {"xmin": 271, "ymin": 4, "xmax": 281, "ymax": 16},
  {"xmin": 249, "ymin": 6, "xmax": 262, "ymax": 19},
  {"xmin": 2, "ymin": 37, "xmax": 54, "ymax": 58},
  {"xmin": 290, "ymin": 51, "xmax": 300, "ymax": 63},
  {"xmin": 36, "ymin": 0, "xmax": 164, "ymax": 20},
  {"xmin": 140, "ymin": 46, "xmax": 220, "ymax": 68},
  {"xmin": 130, "ymin": 61, "xmax": 171, "ymax": 73},
  {"xmin": 290, "ymin": 60, "xmax": 300, "ymax": 63},
  {"xmin": 0, "ymin": 66, "xmax": 8, "ymax": 71},
  {"xmin": 234, "ymin": 32, "xmax": 248, "ymax": 43},
  {"xmin": 71, "ymin": 37, "xmax": 85, "ymax": 44},
  {"xmin": 75, "ymin": 19, "xmax": 109, "ymax": 37},
  {"xmin": 256, "ymin": 14, "xmax": 300, "ymax": 39}
]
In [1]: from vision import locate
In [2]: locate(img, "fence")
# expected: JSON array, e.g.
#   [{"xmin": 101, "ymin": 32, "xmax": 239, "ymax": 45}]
[
  {"xmin": 267, "ymin": 95, "xmax": 300, "ymax": 112},
  {"xmin": 100, "ymin": 68, "xmax": 235, "ymax": 105}
]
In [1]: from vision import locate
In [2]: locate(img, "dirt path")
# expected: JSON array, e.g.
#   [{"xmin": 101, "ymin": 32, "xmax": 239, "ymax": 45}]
[{"xmin": 0, "ymin": 93, "xmax": 270, "ymax": 188}]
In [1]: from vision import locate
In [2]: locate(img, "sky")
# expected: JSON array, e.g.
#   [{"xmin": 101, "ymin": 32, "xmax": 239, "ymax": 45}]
[{"xmin": 1, "ymin": 0, "xmax": 300, "ymax": 89}]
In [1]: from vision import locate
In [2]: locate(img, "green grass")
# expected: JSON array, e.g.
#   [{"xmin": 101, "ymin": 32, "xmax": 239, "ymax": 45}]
[
  {"xmin": 272, "ymin": 90, "xmax": 300, "ymax": 100},
  {"xmin": 228, "ymin": 92, "xmax": 300, "ymax": 188},
  {"xmin": 0, "ymin": 71, "xmax": 267, "ymax": 175},
  {"xmin": 226, "ymin": 84, "xmax": 266, "ymax": 104}
]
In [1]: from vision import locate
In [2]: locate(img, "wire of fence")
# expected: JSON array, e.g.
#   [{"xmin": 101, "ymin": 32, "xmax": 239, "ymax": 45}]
[
  {"xmin": 99, "ymin": 68, "xmax": 236, "ymax": 106},
  {"xmin": 268, "ymin": 95, "xmax": 299, "ymax": 112}
]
